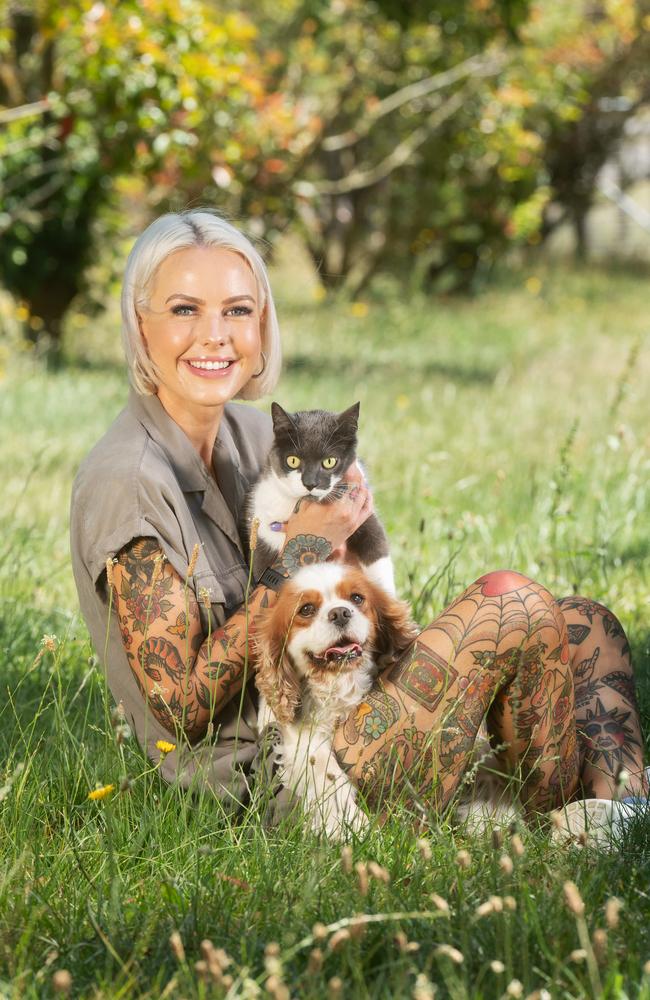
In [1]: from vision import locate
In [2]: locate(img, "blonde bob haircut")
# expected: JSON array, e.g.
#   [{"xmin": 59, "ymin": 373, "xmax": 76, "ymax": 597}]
[{"xmin": 121, "ymin": 209, "xmax": 281, "ymax": 400}]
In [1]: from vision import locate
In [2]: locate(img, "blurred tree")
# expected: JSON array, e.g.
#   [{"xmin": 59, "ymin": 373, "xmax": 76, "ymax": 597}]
[
  {"xmin": 0, "ymin": 0, "xmax": 270, "ymax": 353},
  {"xmin": 238, "ymin": 0, "xmax": 649, "ymax": 291},
  {"xmin": 527, "ymin": 1, "xmax": 650, "ymax": 258}
]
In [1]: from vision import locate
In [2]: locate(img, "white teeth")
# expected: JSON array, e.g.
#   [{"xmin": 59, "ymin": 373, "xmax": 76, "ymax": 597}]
[{"xmin": 188, "ymin": 359, "xmax": 233, "ymax": 371}]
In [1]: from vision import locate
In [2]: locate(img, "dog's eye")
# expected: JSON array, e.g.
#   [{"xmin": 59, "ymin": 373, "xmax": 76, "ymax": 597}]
[
  {"xmin": 322, "ymin": 456, "xmax": 337, "ymax": 469},
  {"xmin": 350, "ymin": 592, "xmax": 364, "ymax": 605},
  {"xmin": 298, "ymin": 602, "xmax": 316, "ymax": 617},
  {"xmin": 286, "ymin": 455, "xmax": 301, "ymax": 469}
]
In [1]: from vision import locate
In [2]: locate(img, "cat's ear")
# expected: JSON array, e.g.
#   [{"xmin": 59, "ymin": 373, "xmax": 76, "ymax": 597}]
[
  {"xmin": 337, "ymin": 401, "xmax": 360, "ymax": 433},
  {"xmin": 271, "ymin": 402, "xmax": 296, "ymax": 435}
]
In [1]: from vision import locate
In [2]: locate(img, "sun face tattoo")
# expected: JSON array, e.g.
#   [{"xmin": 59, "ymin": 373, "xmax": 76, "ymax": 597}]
[{"xmin": 580, "ymin": 697, "xmax": 639, "ymax": 773}]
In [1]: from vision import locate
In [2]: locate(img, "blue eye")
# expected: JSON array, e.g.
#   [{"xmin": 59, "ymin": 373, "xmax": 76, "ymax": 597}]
[
  {"xmin": 171, "ymin": 304, "xmax": 195, "ymax": 316},
  {"xmin": 226, "ymin": 305, "xmax": 253, "ymax": 317}
]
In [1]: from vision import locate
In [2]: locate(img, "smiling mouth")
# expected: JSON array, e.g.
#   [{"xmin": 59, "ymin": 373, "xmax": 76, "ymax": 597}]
[
  {"xmin": 308, "ymin": 641, "xmax": 364, "ymax": 666},
  {"xmin": 186, "ymin": 359, "xmax": 236, "ymax": 371}
]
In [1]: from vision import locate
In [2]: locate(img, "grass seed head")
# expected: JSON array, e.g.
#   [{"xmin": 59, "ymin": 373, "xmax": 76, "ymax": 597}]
[
  {"xmin": 265, "ymin": 942, "xmax": 281, "ymax": 958},
  {"xmin": 307, "ymin": 948, "xmax": 324, "ymax": 973},
  {"xmin": 644, "ymin": 960, "xmax": 650, "ymax": 976},
  {"xmin": 499, "ymin": 854, "xmax": 514, "ymax": 875},
  {"xmin": 475, "ymin": 899, "xmax": 496, "ymax": 918},
  {"xmin": 413, "ymin": 972, "xmax": 437, "ymax": 999},
  {"xmin": 592, "ymin": 928, "xmax": 608, "ymax": 963},
  {"xmin": 328, "ymin": 976, "xmax": 343, "ymax": 998},
  {"xmin": 525, "ymin": 991, "xmax": 551, "ymax": 1000},
  {"xmin": 328, "ymin": 928, "xmax": 351, "ymax": 952},
  {"xmin": 431, "ymin": 893, "xmax": 450, "ymax": 915},
  {"xmin": 52, "ymin": 970, "xmax": 72, "ymax": 995},
  {"xmin": 569, "ymin": 949, "xmax": 587, "ymax": 963},
  {"xmin": 456, "ymin": 849, "xmax": 471, "ymax": 869},
  {"xmin": 355, "ymin": 861, "xmax": 369, "ymax": 896},
  {"xmin": 417, "ymin": 837, "xmax": 432, "ymax": 861},
  {"xmin": 395, "ymin": 930, "xmax": 419, "ymax": 954},
  {"xmin": 194, "ymin": 960, "xmax": 209, "ymax": 980},
  {"xmin": 510, "ymin": 833, "xmax": 524, "ymax": 857},
  {"xmin": 266, "ymin": 975, "xmax": 289, "ymax": 1000},
  {"xmin": 110, "ymin": 701, "xmax": 125, "ymax": 727},
  {"xmin": 186, "ymin": 542, "xmax": 200, "ymax": 578},
  {"xmin": 605, "ymin": 897, "xmax": 622, "ymax": 929},
  {"xmin": 199, "ymin": 586, "xmax": 211, "ymax": 609},
  {"xmin": 506, "ymin": 979, "xmax": 523, "ymax": 997},
  {"xmin": 368, "ymin": 861, "xmax": 390, "ymax": 884},
  {"xmin": 341, "ymin": 844, "xmax": 353, "ymax": 874},
  {"xmin": 490, "ymin": 960, "xmax": 505, "ymax": 974},
  {"xmin": 434, "ymin": 944, "xmax": 464, "ymax": 964},
  {"xmin": 504, "ymin": 896, "xmax": 517, "ymax": 911},
  {"xmin": 169, "ymin": 931, "xmax": 185, "ymax": 963},
  {"xmin": 312, "ymin": 922, "xmax": 328, "ymax": 942},
  {"xmin": 249, "ymin": 518, "xmax": 260, "ymax": 552},
  {"xmin": 105, "ymin": 558, "xmax": 115, "ymax": 588},
  {"xmin": 563, "ymin": 881, "xmax": 585, "ymax": 917}
]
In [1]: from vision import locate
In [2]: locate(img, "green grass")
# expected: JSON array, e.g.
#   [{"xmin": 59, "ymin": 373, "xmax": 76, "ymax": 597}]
[{"xmin": 1, "ymin": 263, "xmax": 650, "ymax": 998}]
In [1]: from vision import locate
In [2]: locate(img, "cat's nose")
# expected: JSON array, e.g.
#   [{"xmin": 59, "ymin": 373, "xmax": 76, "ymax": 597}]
[
  {"xmin": 302, "ymin": 479, "xmax": 317, "ymax": 492},
  {"xmin": 328, "ymin": 606, "xmax": 352, "ymax": 628}
]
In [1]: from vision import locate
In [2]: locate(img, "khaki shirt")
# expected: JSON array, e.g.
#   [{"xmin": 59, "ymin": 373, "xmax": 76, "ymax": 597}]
[{"xmin": 70, "ymin": 390, "xmax": 274, "ymax": 801}]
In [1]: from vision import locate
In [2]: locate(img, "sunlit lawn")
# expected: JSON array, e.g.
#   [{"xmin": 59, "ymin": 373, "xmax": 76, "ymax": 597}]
[{"xmin": 1, "ymin": 261, "xmax": 649, "ymax": 997}]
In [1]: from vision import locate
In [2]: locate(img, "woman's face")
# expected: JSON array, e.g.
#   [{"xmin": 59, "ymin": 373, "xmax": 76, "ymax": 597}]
[{"xmin": 139, "ymin": 245, "xmax": 263, "ymax": 416}]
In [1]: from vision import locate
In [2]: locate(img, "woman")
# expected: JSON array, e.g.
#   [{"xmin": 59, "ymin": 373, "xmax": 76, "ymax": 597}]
[{"xmin": 70, "ymin": 209, "xmax": 647, "ymax": 834}]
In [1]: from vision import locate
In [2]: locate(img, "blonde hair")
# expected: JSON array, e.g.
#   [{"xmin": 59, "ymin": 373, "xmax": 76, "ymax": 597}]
[{"xmin": 120, "ymin": 210, "xmax": 281, "ymax": 399}]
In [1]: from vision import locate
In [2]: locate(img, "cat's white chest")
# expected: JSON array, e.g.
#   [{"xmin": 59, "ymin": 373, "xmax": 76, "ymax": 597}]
[{"xmin": 251, "ymin": 474, "xmax": 299, "ymax": 550}]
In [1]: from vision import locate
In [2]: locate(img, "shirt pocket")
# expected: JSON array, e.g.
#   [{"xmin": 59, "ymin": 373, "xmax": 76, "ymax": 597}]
[{"xmin": 192, "ymin": 569, "xmax": 226, "ymax": 630}]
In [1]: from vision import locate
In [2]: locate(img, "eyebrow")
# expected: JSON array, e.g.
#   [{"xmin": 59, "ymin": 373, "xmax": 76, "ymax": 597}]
[{"xmin": 164, "ymin": 293, "xmax": 256, "ymax": 305}]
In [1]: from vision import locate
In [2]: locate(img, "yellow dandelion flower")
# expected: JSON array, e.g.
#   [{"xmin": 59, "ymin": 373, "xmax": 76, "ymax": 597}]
[
  {"xmin": 156, "ymin": 740, "xmax": 176, "ymax": 754},
  {"xmin": 88, "ymin": 784, "xmax": 115, "ymax": 800},
  {"xmin": 349, "ymin": 301, "xmax": 369, "ymax": 318}
]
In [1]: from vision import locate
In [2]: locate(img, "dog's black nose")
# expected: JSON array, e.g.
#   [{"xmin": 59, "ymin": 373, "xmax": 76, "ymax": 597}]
[{"xmin": 328, "ymin": 606, "xmax": 352, "ymax": 628}]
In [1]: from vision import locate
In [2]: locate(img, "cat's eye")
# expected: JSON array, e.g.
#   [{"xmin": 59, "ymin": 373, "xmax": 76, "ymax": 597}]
[
  {"xmin": 286, "ymin": 455, "xmax": 301, "ymax": 469},
  {"xmin": 350, "ymin": 592, "xmax": 364, "ymax": 605},
  {"xmin": 298, "ymin": 603, "xmax": 316, "ymax": 617},
  {"xmin": 322, "ymin": 457, "xmax": 338, "ymax": 470}
]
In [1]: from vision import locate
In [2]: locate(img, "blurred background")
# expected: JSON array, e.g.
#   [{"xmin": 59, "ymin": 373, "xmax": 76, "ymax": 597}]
[{"xmin": 1, "ymin": 0, "xmax": 649, "ymax": 363}]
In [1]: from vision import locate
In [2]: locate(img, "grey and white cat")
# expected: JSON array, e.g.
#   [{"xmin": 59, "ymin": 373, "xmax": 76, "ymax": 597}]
[{"xmin": 245, "ymin": 402, "xmax": 395, "ymax": 595}]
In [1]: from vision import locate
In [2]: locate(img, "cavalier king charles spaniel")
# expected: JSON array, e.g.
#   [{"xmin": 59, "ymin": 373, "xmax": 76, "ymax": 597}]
[{"xmin": 254, "ymin": 562, "xmax": 417, "ymax": 839}]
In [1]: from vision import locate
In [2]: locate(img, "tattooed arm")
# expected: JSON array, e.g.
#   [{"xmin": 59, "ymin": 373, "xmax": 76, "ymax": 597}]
[{"xmin": 111, "ymin": 477, "xmax": 372, "ymax": 742}]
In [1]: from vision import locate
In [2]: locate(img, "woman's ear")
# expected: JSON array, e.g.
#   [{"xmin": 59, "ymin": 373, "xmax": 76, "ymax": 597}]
[
  {"xmin": 253, "ymin": 610, "xmax": 301, "ymax": 724},
  {"xmin": 370, "ymin": 584, "xmax": 418, "ymax": 666}
]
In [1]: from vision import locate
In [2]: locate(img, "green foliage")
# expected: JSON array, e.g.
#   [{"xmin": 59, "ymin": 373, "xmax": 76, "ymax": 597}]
[{"xmin": 0, "ymin": 0, "xmax": 267, "ymax": 343}]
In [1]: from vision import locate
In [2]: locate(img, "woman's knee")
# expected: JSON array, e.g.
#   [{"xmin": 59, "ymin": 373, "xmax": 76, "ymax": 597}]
[{"xmin": 472, "ymin": 569, "xmax": 535, "ymax": 597}]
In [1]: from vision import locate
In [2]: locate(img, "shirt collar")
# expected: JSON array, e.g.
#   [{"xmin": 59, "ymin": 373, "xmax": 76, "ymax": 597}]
[{"xmin": 127, "ymin": 389, "xmax": 241, "ymax": 492}]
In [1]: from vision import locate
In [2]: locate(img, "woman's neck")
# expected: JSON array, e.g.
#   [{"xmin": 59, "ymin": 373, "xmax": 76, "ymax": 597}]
[{"xmin": 156, "ymin": 387, "xmax": 223, "ymax": 470}]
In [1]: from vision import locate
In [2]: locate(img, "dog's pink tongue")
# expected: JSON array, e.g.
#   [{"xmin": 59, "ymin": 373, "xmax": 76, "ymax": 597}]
[{"xmin": 324, "ymin": 643, "xmax": 362, "ymax": 661}]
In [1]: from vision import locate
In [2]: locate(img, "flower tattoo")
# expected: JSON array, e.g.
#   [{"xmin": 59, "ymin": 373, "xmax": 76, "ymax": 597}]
[{"xmin": 278, "ymin": 534, "xmax": 332, "ymax": 575}]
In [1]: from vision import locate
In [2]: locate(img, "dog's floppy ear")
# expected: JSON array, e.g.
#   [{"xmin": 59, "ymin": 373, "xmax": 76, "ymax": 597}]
[
  {"xmin": 369, "ymin": 583, "xmax": 418, "ymax": 666},
  {"xmin": 253, "ymin": 606, "xmax": 301, "ymax": 724}
]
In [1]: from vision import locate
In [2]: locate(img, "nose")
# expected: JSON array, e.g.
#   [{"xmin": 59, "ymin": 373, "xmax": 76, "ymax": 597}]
[
  {"xmin": 201, "ymin": 314, "xmax": 228, "ymax": 345},
  {"xmin": 301, "ymin": 477, "xmax": 317, "ymax": 492},
  {"xmin": 328, "ymin": 605, "xmax": 352, "ymax": 628}
]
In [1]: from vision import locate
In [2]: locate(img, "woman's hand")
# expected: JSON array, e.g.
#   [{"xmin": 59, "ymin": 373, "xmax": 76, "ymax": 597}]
[{"xmin": 282, "ymin": 462, "xmax": 373, "ymax": 553}]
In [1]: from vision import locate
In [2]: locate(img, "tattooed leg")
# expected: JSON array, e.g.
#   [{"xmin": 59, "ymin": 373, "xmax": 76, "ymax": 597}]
[
  {"xmin": 558, "ymin": 596, "xmax": 647, "ymax": 798},
  {"xmin": 333, "ymin": 570, "xmax": 580, "ymax": 815}
]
